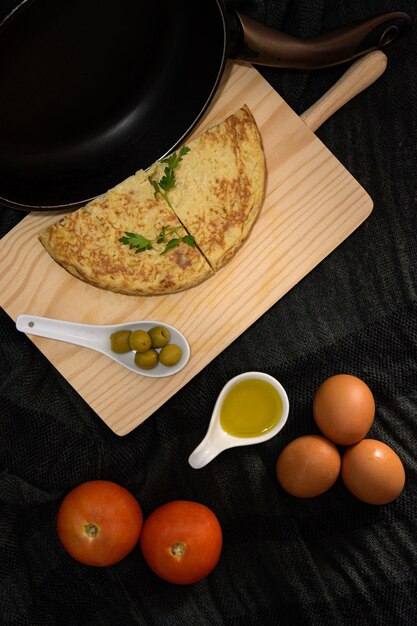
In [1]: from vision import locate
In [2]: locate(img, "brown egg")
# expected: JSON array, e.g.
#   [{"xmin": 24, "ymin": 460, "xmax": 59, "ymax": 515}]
[
  {"xmin": 276, "ymin": 435, "xmax": 341, "ymax": 498},
  {"xmin": 313, "ymin": 374, "xmax": 375, "ymax": 446},
  {"xmin": 341, "ymin": 439, "xmax": 405, "ymax": 505}
]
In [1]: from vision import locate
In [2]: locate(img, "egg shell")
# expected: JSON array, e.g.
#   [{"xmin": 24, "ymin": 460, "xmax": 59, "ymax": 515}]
[
  {"xmin": 276, "ymin": 435, "xmax": 341, "ymax": 498},
  {"xmin": 341, "ymin": 439, "xmax": 405, "ymax": 505},
  {"xmin": 313, "ymin": 374, "xmax": 375, "ymax": 446}
]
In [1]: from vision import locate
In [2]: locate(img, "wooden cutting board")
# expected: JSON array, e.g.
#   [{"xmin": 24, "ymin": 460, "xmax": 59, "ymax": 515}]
[{"xmin": 0, "ymin": 60, "xmax": 374, "ymax": 435}]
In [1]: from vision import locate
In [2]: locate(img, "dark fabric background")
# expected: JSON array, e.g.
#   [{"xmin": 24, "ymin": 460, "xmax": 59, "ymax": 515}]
[{"xmin": 1, "ymin": 1, "xmax": 416, "ymax": 624}]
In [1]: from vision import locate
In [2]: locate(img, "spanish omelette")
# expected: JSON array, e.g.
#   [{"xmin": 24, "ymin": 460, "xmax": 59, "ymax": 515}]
[{"xmin": 39, "ymin": 105, "xmax": 266, "ymax": 295}]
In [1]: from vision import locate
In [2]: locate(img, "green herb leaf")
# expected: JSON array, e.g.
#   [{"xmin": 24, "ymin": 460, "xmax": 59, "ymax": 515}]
[
  {"xmin": 158, "ymin": 166, "xmax": 176, "ymax": 192},
  {"xmin": 161, "ymin": 238, "xmax": 180, "ymax": 254},
  {"xmin": 120, "ymin": 225, "xmax": 195, "ymax": 256},
  {"xmin": 150, "ymin": 146, "xmax": 190, "ymax": 206},
  {"xmin": 182, "ymin": 234, "xmax": 196, "ymax": 247},
  {"xmin": 161, "ymin": 146, "xmax": 190, "ymax": 170},
  {"xmin": 119, "ymin": 232, "xmax": 153, "ymax": 253}
]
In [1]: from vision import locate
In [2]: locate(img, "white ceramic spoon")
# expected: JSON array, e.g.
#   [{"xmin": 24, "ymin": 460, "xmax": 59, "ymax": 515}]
[
  {"xmin": 188, "ymin": 372, "xmax": 289, "ymax": 469},
  {"xmin": 16, "ymin": 314, "xmax": 190, "ymax": 378}
]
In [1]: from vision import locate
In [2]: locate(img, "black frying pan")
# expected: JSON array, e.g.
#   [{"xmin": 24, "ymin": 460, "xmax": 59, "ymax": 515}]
[{"xmin": 0, "ymin": 0, "xmax": 411, "ymax": 211}]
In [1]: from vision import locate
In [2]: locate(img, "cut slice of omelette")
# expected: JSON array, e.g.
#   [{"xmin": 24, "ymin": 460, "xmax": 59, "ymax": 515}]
[
  {"xmin": 39, "ymin": 170, "xmax": 213, "ymax": 295},
  {"xmin": 39, "ymin": 105, "xmax": 266, "ymax": 295},
  {"xmin": 150, "ymin": 105, "xmax": 266, "ymax": 271}
]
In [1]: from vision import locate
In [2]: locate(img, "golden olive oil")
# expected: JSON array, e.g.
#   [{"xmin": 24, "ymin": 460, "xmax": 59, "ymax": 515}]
[{"xmin": 219, "ymin": 379, "xmax": 282, "ymax": 437}]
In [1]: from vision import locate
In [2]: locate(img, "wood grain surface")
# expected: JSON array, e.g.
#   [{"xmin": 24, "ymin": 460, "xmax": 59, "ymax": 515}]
[{"xmin": 0, "ymin": 60, "xmax": 373, "ymax": 435}]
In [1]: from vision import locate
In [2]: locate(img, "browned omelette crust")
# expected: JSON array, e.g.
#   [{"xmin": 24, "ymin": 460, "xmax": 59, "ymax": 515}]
[
  {"xmin": 151, "ymin": 105, "xmax": 267, "ymax": 271},
  {"xmin": 39, "ymin": 171, "xmax": 213, "ymax": 295}
]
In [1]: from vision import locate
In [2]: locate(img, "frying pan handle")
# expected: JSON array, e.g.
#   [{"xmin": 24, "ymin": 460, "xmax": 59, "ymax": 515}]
[
  {"xmin": 300, "ymin": 50, "xmax": 387, "ymax": 132},
  {"xmin": 230, "ymin": 11, "xmax": 412, "ymax": 69}
]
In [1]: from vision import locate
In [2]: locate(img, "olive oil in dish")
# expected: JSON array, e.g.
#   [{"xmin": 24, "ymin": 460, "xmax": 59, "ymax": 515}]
[
  {"xmin": 220, "ymin": 379, "xmax": 283, "ymax": 437},
  {"xmin": 188, "ymin": 372, "xmax": 289, "ymax": 469}
]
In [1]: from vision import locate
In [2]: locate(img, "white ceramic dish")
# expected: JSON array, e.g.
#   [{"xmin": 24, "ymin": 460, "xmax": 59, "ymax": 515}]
[
  {"xmin": 188, "ymin": 371, "xmax": 289, "ymax": 469},
  {"xmin": 16, "ymin": 314, "xmax": 190, "ymax": 378}
]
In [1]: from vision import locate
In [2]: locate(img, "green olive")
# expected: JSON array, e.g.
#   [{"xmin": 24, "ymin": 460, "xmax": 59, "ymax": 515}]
[
  {"xmin": 159, "ymin": 344, "xmax": 182, "ymax": 367},
  {"xmin": 129, "ymin": 329, "xmax": 152, "ymax": 353},
  {"xmin": 149, "ymin": 325, "xmax": 171, "ymax": 349},
  {"xmin": 110, "ymin": 330, "xmax": 132, "ymax": 353},
  {"xmin": 134, "ymin": 349, "xmax": 159, "ymax": 370}
]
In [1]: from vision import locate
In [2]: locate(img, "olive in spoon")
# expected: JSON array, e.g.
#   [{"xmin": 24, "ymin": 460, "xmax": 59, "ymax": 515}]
[{"xmin": 16, "ymin": 314, "xmax": 190, "ymax": 377}]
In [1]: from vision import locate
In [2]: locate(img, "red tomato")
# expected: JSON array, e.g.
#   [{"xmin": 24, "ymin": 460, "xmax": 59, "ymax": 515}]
[
  {"xmin": 57, "ymin": 480, "xmax": 143, "ymax": 566},
  {"xmin": 140, "ymin": 500, "xmax": 222, "ymax": 584}
]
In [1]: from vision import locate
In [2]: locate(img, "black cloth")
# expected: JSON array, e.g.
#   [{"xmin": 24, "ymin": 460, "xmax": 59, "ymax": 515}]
[{"xmin": 1, "ymin": 1, "xmax": 416, "ymax": 624}]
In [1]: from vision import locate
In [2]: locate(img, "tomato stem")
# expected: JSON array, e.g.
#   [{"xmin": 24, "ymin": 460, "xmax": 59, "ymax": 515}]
[
  {"xmin": 84, "ymin": 523, "xmax": 99, "ymax": 538},
  {"xmin": 170, "ymin": 542, "xmax": 186, "ymax": 559}
]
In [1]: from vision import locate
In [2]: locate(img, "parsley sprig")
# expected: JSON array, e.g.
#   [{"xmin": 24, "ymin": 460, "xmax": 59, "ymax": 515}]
[
  {"xmin": 119, "ymin": 146, "xmax": 193, "ymax": 255},
  {"xmin": 150, "ymin": 146, "xmax": 190, "ymax": 209},
  {"xmin": 119, "ymin": 226, "xmax": 195, "ymax": 255}
]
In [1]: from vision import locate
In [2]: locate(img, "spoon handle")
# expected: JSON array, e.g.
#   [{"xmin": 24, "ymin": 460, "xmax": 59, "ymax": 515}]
[
  {"xmin": 16, "ymin": 314, "xmax": 102, "ymax": 350},
  {"xmin": 188, "ymin": 439, "xmax": 221, "ymax": 469}
]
